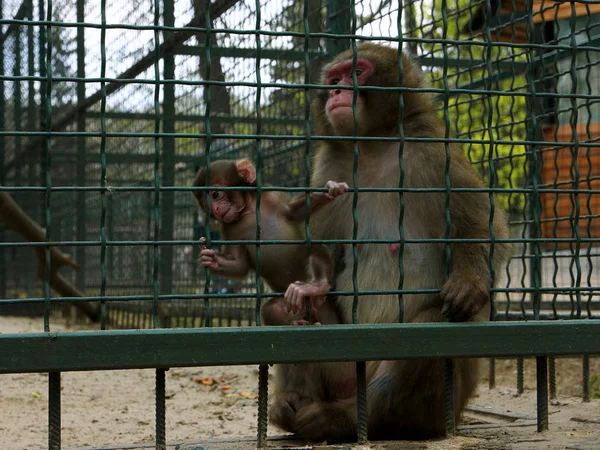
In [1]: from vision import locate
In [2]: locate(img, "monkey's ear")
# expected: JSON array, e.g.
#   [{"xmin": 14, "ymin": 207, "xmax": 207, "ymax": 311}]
[{"xmin": 236, "ymin": 159, "xmax": 256, "ymax": 184}]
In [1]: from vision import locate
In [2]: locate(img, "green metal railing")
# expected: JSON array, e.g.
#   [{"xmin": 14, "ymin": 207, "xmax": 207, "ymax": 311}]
[{"xmin": 1, "ymin": 0, "xmax": 600, "ymax": 448}]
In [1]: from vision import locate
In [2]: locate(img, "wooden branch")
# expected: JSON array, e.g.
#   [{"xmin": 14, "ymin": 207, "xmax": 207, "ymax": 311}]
[{"xmin": 0, "ymin": 191, "xmax": 100, "ymax": 322}]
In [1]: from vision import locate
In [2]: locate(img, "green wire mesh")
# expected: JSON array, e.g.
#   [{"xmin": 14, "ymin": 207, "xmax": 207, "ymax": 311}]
[{"xmin": 0, "ymin": 0, "xmax": 598, "ymax": 391}]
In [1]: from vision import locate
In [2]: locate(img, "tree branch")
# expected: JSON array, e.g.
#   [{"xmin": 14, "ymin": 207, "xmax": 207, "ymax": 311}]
[{"xmin": 0, "ymin": 191, "xmax": 100, "ymax": 321}]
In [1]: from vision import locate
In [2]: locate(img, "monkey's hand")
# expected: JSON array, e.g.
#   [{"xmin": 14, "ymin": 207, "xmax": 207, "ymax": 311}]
[
  {"xmin": 198, "ymin": 238, "xmax": 220, "ymax": 271},
  {"xmin": 199, "ymin": 248, "xmax": 220, "ymax": 271},
  {"xmin": 284, "ymin": 281, "xmax": 330, "ymax": 315},
  {"xmin": 324, "ymin": 180, "xmax": 349, "ymax": 200},
  {"xmin": 310, "ymin": 181, "xmax": 349, "ymax": 206},
  {"xmin": 440, "ymin": 273, "xmax": 490, "ymax": 322}
]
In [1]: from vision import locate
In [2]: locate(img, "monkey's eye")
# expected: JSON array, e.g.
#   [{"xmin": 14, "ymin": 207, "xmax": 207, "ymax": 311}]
[
  {"xmin": 355, "ymin": 69, "xmax": 363, "ymax": 76},
  {"xmin": 211, "ymin": 191, "xmax": 221, "ymax": 200},
  {"xmin": 330, "ymin": 78, "xmax": 340, "ymax": 85}
]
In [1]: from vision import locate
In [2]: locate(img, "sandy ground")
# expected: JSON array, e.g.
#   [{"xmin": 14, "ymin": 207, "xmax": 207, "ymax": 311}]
[{"xmin": 1, "ymin": 316, "xmax": 599, "ymax": 450}]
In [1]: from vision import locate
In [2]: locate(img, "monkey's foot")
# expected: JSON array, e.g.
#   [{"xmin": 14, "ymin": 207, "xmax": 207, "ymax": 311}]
[
  {"xmin": 291, "ymin": 320, "xmax": 310, "ymax": 326},
  {"xmin": 294, "ymin": 399, "xmax": 357, "ymax": 442},
  {"xmin": 269, "ymin": 392, "xmax": 312, "ymax": 434}
]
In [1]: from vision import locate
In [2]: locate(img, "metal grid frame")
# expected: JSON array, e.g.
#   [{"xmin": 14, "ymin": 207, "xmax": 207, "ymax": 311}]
[{"xmin": 1, "ymin": 0, "xmax": 600, "ymax": 448}]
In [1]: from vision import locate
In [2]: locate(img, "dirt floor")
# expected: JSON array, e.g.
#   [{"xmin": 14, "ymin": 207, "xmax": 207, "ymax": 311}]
[{"xmin": 1, "ymin": 316, "xmax": 599, "ymax": 450}]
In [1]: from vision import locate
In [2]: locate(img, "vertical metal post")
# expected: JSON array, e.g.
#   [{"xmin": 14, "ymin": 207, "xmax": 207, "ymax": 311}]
[
  {"xmin": 155, "ymin": 368, "xmax": 166, "ymax": 450},
  {"xmin": 549, "ymin": 356, "xmax": 556, "ymax": 399},
  {"xmin": 527, "ymin": 59, "xmax": 549, "ymax": 435},
  {"xmin": 41, "ymin": 0, "xmax": 61, "ymax": 445},
  {"xmin": 154, "ymin": 0, "xmax": 172, "ymax": 444},
  {"xmin": 326, "ymin": 0, "xmax": 351, "ymax": 56},
  {"xmin": 75, "ymin": 0, "xmax": 87, "ymax": 299},
  {"xmin": 582, "ymin": 354, "xmax": 590, "ymax": 402},
  {"xmin": 356, "ymin": 361, "xmax": 368, "ymax": 443},
  {"xmin": 346, "ymin": 5, "xmax": 368, "ymax": 443},
  {"xmin": 524, "ymin": 0, "xmax": 547, "ymax": 430},
  {"xmin": 488, "ymin": 358, "xmax": 496, "ymax": 389},
  {"xmin": 536, "ymin": 357, "xmax": 548, "ymax": 432},
  {"xmin": 444, "ymin": 359, "xmax": 455, "ymax": 435},
  {"xmin": 27, "ymin": 0, "xmax": 36, "ymax": 188},
  {"xmin": 48, "ymin": 372, "xmax": 61, "ymax": 450},
  {"xmin": 440, "ymin": 0, "xmax": 455, "ymax": 436},
  {"xmin": 107, "ymin": 195, "xmax": 115, "ymax": 280},
  {"xmin": 38, "ymin": 0, "xmax": 47, "ymax": 207},
  {"xmin": 257, "ymin": 364, "xmax": 269, "ymax": 448},
  {"xmin": 517, "ymin": 357, "xmax": 524, "ymax": 394},
  {"xmin": 0, "ymin": 0, "xmax": 6, "ymax": 300},
  {"xmin": 14, "ymin": 24, "xmax": 22, "ymax": 189},
  {"xmin": 159, "ymin": 0, "xmax": 176, "ymax": 303}
]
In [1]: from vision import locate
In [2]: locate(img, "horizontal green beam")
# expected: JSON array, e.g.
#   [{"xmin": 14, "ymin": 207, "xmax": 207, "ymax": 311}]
[
  {"xmin": 177, "ymin": 45, "xmax": 325, "ymax": 61},
  {"xmin": 49, "ymin": 152, "xmax": 202, "ymax": 164},
  {"xmin": 418, "ymin": 56, "xmax": 528, "ymax": 73},
  {"xmin": 84, "ymin": 111, "xmax": 304, "ymax": 126},
  {"xmin": 1, "ymin": 321, "xmax": 599, "ymax": 374}
]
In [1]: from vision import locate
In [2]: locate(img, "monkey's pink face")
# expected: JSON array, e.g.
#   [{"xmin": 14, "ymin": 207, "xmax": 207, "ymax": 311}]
[
  {"xmin": 324, "ymin": 58, "xmax": 374, "ymax": 135},
  {"xmin": 203, "ymin": 188, "xmax": 244, "ymax": 224}
]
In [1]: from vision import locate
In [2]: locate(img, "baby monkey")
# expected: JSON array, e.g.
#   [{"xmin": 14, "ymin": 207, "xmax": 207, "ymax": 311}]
[{"xmin": 192, "ymin": 159, "xmax": 348, "ymax": 325}]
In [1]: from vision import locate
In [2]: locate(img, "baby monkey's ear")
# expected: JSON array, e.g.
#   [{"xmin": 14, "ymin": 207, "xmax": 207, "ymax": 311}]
[{"xmin": 236, "ymin": 159, "xmax": 256, "ymax": 185}]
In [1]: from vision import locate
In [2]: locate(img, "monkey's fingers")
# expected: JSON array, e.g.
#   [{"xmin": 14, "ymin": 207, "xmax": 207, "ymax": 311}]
[
  {"xmin": 198, "ymin": 237, "xmax": 209, "ymax": 251},
  {"xmin": 289, "ymin": 284, "xmax": 330, "ymax": 316},
  {"xmin": 200, "ymin": 256, "xmax": 219, "ymax": 271},
  {"xmin": 291, "ymin": 288, "xmax": 306, "ymax": 315},
  {"xmin": 283, "ymin": 287, "xmax": 293, "ymax": 313},
  {"xmin": 297, "ymin": 282, "xmax": 331, "ymax": 298},
  {"xmin": 200, "ymin": 248, "xmax": 216, "ymax": 257},
  {"xmin": 284, "ymin": 283, "xmax": 301, "ymax": 314},
  {"xmin": 325, "ymin": 181, "xmax": 349, "ymax": 198}
]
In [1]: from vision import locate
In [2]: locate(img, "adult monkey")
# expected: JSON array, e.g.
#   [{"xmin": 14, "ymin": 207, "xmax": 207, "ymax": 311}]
[{"xmin": 269, "ymin": 44, "xmax": 511, "ymax": 441}]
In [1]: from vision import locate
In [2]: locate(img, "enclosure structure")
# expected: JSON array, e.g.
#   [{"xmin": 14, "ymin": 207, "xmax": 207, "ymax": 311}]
[{"xmin": 1, "ymin": 0, "xmax": 600, "ymax": 448}]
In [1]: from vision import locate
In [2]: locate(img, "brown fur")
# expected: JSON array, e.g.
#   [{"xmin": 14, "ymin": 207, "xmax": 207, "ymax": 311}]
[{"xmin": 268, "ymin": 44, "xmax": 511, "ymax": 441}]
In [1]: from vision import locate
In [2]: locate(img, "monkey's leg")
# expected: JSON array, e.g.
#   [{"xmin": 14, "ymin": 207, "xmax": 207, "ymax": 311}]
[
  {"xmin": 367, "ymin": 308, "xmax": 480, "ymax": 440},
  {"xmin": 311, "ymin": 297, "xmax": 340, "ymax": 325},
  {"xmin": 367, "ymin": 357, "xmax": 479, "ymax": 439},
  {"xmin": 282, "ymin": 361, "xmax": 358, "ymax": 442},
  {"xmin": 270, "ymin": 363, "xmax": 330, "ymax": 433}
]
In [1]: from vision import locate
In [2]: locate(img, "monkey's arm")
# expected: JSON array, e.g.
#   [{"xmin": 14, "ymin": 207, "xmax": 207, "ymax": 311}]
[
  {"xmin": 285, "ymin": 181, "xmax": 349, "ymax": 222},
  {"xmin": 440, "ymin": 157, "xmax": 509, "ymax": 322},
  {"xmin": 307, "ymin": 244, "xmax": 334, "ymax": 288}
]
